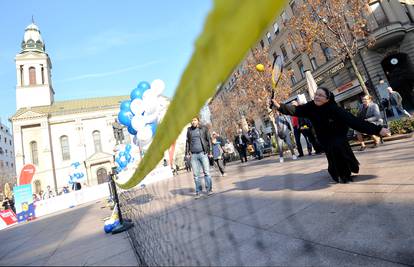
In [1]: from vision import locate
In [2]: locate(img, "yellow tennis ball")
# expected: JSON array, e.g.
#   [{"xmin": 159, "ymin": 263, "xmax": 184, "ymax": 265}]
[{"xmin": 256, "ymin": 64, "xmax": 265, "ymax": 72}]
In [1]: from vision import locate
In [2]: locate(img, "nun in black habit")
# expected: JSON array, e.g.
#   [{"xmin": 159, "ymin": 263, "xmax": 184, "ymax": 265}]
[{"xmin": 272, "ymin": 87, "xmax": 390, "ymax": 183}]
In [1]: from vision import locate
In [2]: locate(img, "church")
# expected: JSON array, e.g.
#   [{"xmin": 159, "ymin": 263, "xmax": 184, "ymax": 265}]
[{"xmin": 10, "ymin": 22, "xmax": 131, "ymax": 194}]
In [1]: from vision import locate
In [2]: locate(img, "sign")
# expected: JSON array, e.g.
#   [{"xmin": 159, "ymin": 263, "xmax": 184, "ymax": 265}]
[
  {"xmin": 0, "ymin": 209, "xmax": 18, "ymax": 230},
  {"xmin": 314, "ymin": 62, "xmax": 345, "ymax": 84},
  {"xmin": 334, "ymin": 79, "xmax": 360, "ymax": 94},
  {"xmin": 13, "ymin": 184, "xmax": 35, "ymax": 223},
  {"xmin": 18, "ymin": 164, "xmax": 36, "ymax": 185}
]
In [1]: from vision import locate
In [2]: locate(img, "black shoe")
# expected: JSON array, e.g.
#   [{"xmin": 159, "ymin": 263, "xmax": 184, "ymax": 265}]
[{"xmin": 298, "ymin": 154, "xmax": 304, "ymax": 158}]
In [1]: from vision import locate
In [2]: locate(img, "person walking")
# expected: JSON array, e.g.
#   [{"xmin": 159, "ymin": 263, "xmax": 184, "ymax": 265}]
[
  {"xmin": 185, "ymin": 117, "xmax": 213, "ymax": 199},
  {"xmin": 272, "ymin": 87, "xmax": 390, "ymax": 183},
  {"xmin": 248, "ymin": 126, "xmax": 263, "ymax": 160},
  {"xmin": 234, "ymin": 129, "xmax": 249, "ymax": 163},
  {"xmin": 274, "ymin": 110, "xmax": 297, "ymax": 163},
  {"xmin": 387, "ymin": 87, "xmax": 412, "ymax": 119},
  {"xmin": 291, "ymin": 114, "xmax": 306, "ymax": 157},
  {"xmin": 211, "ymin": 132, "xmax": 226, "ymax": 176},
  {"xmin": 356, "ymin": 95, "xmax": 383, "ymax": 151}
]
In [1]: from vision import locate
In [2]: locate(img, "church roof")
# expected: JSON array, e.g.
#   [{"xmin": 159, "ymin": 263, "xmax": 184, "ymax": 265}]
[{"xmin": 11, "ymin": 95, "xmax": 129, "ymax": 120}]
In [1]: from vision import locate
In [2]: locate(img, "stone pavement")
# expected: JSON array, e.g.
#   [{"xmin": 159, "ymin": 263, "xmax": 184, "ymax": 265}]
[
  {"xmin": 0, "ymin": 200, "xmax": 138, "ymax": 266},
  {"xmin": 0, "ymin": 137, "xmax": 413, "ymax": 266},
  {"xmin": 123, "ymin": 137, "xmax": 414, "ymax": 266}
]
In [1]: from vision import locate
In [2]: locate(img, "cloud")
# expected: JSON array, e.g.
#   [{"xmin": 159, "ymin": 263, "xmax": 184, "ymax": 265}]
[{"xmin": 56, "ymin": 60, "xmax": 161, "ymax": 83}]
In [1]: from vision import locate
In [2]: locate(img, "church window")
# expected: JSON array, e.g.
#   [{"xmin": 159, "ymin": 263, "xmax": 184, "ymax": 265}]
[
  {"xmin": 30, "ymin": 141, "xmax": 39, "ymax": 165},
  {"xmin": 60, "ymin": 135, "xmax": 70, "ymax": 161},
  {"xmin": 20, "ymin": 65, "xmax": 24, "ymax": 85},
  {"xmin": 93, "ymin": 131, "xmax": 102, "ymax": 153},
  {"xmin": 41, "ymin": 65, "xmax": 45, "ymax": 84},
  {"xmin": 29, "ymin": 67, "xmax": 36, "ymax": 85}
]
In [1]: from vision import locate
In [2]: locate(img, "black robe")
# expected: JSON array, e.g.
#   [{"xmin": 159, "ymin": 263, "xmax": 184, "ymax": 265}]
[{"xmin": 278, "ymin": 101, "xmax": 382, "ymax": 182}]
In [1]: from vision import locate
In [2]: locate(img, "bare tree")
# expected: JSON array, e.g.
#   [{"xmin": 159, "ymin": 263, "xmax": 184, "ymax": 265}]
[{"xmin": 289, "ymin": 0, "xmax": 374, "ymax": 95}]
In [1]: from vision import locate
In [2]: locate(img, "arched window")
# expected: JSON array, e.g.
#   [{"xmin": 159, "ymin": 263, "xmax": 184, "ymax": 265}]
[
  {"xmin": 29, "ymin": 67, "xmax": 36, "ymax": 85},
  {"xmin": 92, "ymin": 131, "xmax": 102, "ymax": 153},
  {"xmin": 30, "ymin": 141, "xmax": 38, "ymax": 165},
  {"xmin": 60, "ymin": 135, "xmax": 70, "ymax": 161}
]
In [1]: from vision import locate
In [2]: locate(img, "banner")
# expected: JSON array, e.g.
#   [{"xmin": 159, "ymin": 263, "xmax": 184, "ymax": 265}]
[
  {"xmin": 0, "ymin": 209, "xmax": 18, "ymax": 230},
  {"xmin": 19, "ymin": 164, "xmax": 36, "ymax": 185},
  {"xmin": 13, "ymin": 184, "xmax": 35, "ymax": 223}
]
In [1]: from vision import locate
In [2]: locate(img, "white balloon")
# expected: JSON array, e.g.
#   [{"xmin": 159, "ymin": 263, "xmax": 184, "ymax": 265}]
[
  {"xmin": 130, "ymin": 99, "xmax": 145, "ymax": 116},
  {"xmin": 131, "ymin": 115, "xmax": 146, "ymax": 132},
  {"xmin": 144, "ymin": 98, "xmax": 158, "ymax": 115},
  {"xmin": 142, "ymin": 89, "xmax": 157, "ymax": 101},
  {"xmin": 151, "ymin": 79, "xmax": 165, "ymax": 96},
  {"xmin": 143, "ymin": 113, "xmax": 158, "ymax": 124},
  {"xmin": 137, "ymin": 125, "xmax": 153, "ymax": 142}
]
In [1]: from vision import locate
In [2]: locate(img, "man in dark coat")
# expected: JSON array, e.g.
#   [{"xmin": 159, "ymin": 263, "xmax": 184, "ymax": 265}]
[
  {"xmin": 234, "ymin": 129, "xmax": 249, "ymax": 163},
  {"xmin": 272, "ymin": 87, "xmax": 390, "ymax": 183},
  {"xmin": 185, "ymin": 117, "xmax": 213, "ymax": 199}
]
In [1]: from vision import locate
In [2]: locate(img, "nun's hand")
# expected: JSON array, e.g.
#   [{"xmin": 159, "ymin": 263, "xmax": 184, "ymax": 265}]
[
  {"xmin": 379, "ymin": 128, "xmax": 391, "ymax": 137},
  {"xmin": 271, "ymin": 99, "xmax": 280, "ymax": 109}
]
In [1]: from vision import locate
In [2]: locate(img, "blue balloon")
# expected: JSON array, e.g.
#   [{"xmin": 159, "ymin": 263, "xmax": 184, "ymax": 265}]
[
  {"xmin": 104, "ymin": 224, "xmax": 113, "ymax": 233},
  {"xmin": 130, "ymin": 87, "xmax": 147, "ymax": 100},
  {"xmin": 125, "ymin": 153, "xmax": 131, "ymax": 162},
  {"xmin": 125, "ymin": 144, "xmax": 132, "ymax": 151},
  {"xmin": 127, "ymin": 125, "xmax": 137, "ymax": 135},
  {"xmin": 137, "ymin": 81, "xmax": 151, "ymax": 90},
  {"xmin": 118, "ymin": 111, "xmax": 133, "ymax": 127},
  {"xmin": 120, "ymin": 100, "xmax": 131, "ymax": 111},
  {"xmin": 148, "ymin": 122, "xmax": 157, "ymax": 135}
]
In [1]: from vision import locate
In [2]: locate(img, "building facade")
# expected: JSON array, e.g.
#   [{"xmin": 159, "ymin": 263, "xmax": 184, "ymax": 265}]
[
  {"xmin": 10, "ymin": 23, "xmax": 131, "ymax": 194},
  {"xmin": 0, "ymin": 118, "xmax": 16, "ymax": 191},
  {"xmin": 211, "ymin": 0, "xmax": 414, "ymax": 138}
]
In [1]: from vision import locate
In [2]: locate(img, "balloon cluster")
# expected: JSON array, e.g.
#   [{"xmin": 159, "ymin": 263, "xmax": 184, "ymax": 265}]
[
  {"xmin": 103, "ymin": 208, "xmax": 120, "ymax": 234},
  {"xmin": 68, "ymin": 162, "xmax": 85, "ymax": 185},
  {"xmin": 115, "ymin": 144, "xmax": 133, "ymax": 173},
  {"xmin": 117, "ymin": 79, "xmax": 166, "ymax": 149}
]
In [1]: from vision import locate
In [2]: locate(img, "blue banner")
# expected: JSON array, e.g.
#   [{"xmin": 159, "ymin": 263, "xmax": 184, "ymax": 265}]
[{"xmin": 13, "ymin": 184, "xmax": 35, "ymax": 223}]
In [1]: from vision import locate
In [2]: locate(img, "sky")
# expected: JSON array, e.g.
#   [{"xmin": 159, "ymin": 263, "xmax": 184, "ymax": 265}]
[{"xmin": 0, "ymin": 0, "xmax": 212, "ymax": 128}]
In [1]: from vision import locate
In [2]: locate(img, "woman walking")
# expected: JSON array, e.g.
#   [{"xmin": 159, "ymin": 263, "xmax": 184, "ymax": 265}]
[
  {"xmin": 212, "ymin": 132, "xmax": 226, "ymax": 176},
  {"xmin": 272, "ymin": 87, "xmax": 390, "ymax": 183}
]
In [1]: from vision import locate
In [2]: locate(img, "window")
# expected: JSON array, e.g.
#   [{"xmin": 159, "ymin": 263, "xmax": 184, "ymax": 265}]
[
  {"xmin": 290, "ymin": 0, "xmax": 297, "ymax": 14},
  {"xmin": 321, "ymin": 44, "xmax": 334, "ymax": 61},
  {"xmin": 9, "ymin": 140, "xmax": 11, "ymax": 146},
  {"xmin": 60, "ymin": 135, "xmax": 70, "ymax": 161},
  {"xmin": 260, "ymin": 40, "xmax": 265, "ymax": 49},
  {"xmin": 6, "ymin": 162, "xmax": 8, "ymax": 167},
  {"xmin": 29, "ymin": 67, "xmax": 36, "ymax": 85},
  {"xmin": 290, "ymin": 70, "xmax": 297, "ymax": 85},
  {"xmin": 273, "ymin": 22, "xmax": 280, "ymax": 35},
  {"xmin": 298, "ymin": 61, "xmax": 305, "ymax": 79},
  {"xmin": 280, "ymin": 45, "xmax": 288, "ymax": 61},
  {"xmin": 93, "ymin": 131, "xmax": 102, "ymax": 153},
  {"xmin": 310, "ymin": 57, "xmax": 318, "ymax": 70},
  {"xmin": 20, "ymin": 65, "xmax": 24, "ymax": 85},
  {"xmin": 289, "ymin": 34, "xmax": 297, "ymax": 54},
  {"xmin": 348, "ymin": 67, "xmax": 356, "ymax": 80},
  {"xmin": 281, "ymin": 11, "xmax": 289, "ymax": 23},
  {"xmin": 332, "ymin": 74, "xmax": 341, "ymax": 88},
  {"xmin": 5, "ymin": 149, "xmax": 7, "ymax": 156},
  {"xmin": 266, "ymin": 32, "xmax": 272, "ymax": 44},
  {"xmin": 41, "ymin": 65, "xmax": 45, "ymax": 84},
  {"xmin": 369, "ymin": 2, "xmax": 388, "ymax": 27},
  {"xmin": 402, "ymin": 4, "xmax": 414, "ymax": 23},
  {"xmin": 0, "ymin": 147, "xmax": 3, "ymax": 154},
  {"xmin": 11, "ymin": 163, "xmax": 13, "ymax": 168},
  {"xmin": 4, "ymin": 137, "xmax": 6, "ymax": 143},
  {"xmin": 30, "ymin": 141, "xmax": 38, "ymax": 165}
]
